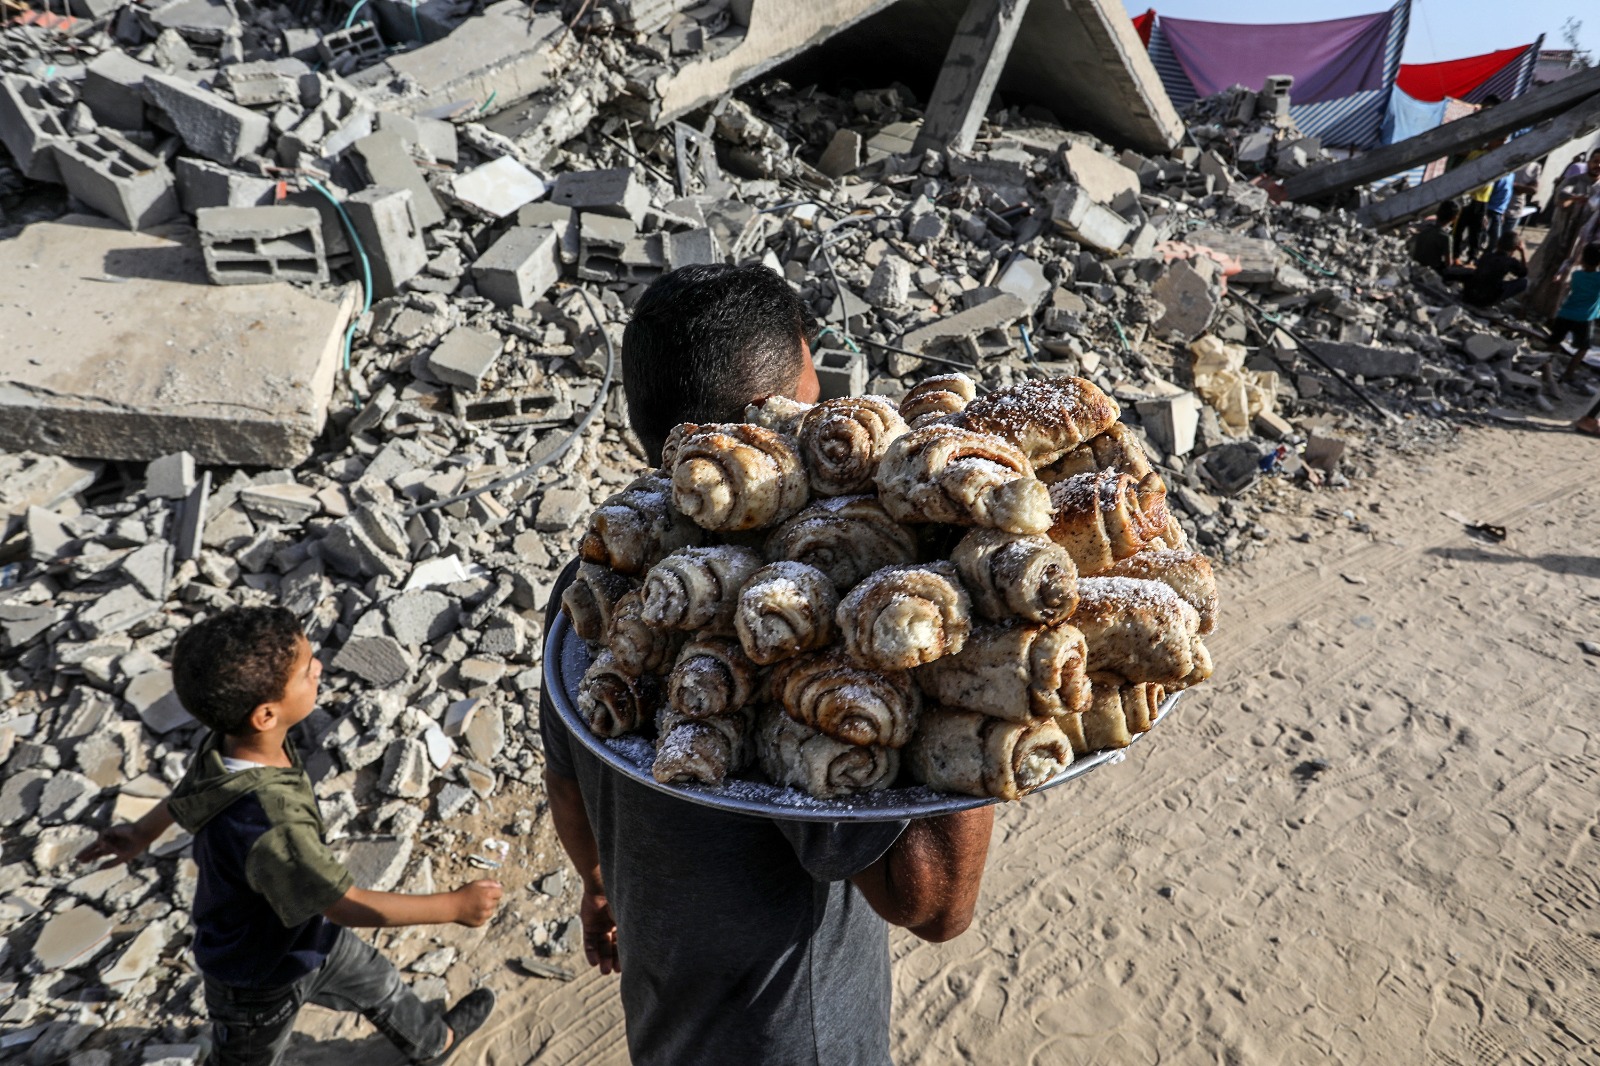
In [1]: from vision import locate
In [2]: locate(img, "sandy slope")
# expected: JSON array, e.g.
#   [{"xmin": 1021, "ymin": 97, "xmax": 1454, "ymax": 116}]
[{"xmin": 300, "ymin": 408, "xmax": 1600, "ymax": 1065}]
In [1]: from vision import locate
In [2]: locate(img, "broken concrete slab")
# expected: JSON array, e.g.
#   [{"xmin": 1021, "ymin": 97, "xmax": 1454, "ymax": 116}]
[
  {"xmin": 331, "ymin": 635, "xmax": 414, "ymax": 686},
  {"xmin": 1150, "ymin": 259, "xmax": 1220, "ymax": 343},
  {"xmin": 372, "ymin": 6, "xmax": 564, "ymax": 118},
  {"xmin": 452, "ymin": 157, "xmax": 546, "ymax": 219},
  {"xmin": 31, "ymin": 906, "xmax": 113, "ymax": 971},
  {"xmin": 351, "ymin": 131, "xmax": 445, "ymax": 230},
  {"xmin": 0, "ymin": 454, "xmax": 99, "ymax": 540},
  {"xmin": 817, "ymin": 128, "xmax": 863, "ymax": 178},
  {"xmin": 340, "ymin": 835, "xmax": 414, "ymax": 891},
  {"xmin": 123, "ymin": 671, "xmax": 191, "ymax": 734},
  {"xmin": 1060, "ymin": 142, "xmax": 1140, "ymax": 206},
  {"xmin": 1048, "ymin": 183, "xmax": 1132, "ymax": 254},
  {"xmin": 77, "ymin": 585, "xmax": 161, "ymax": 639},
  {"xmin": 0, "ymin": 216, "xmax": 356, "ymax": 466},
  {"xmin": 900, "ymin": 292, "xmax": 1031, "ymax": 355},
  {"xmin": 1309, "ymin": 342, "xmax": 1424, "ymax": 382},
  {"xmin": 428, "ymin": 327, "xmax": 503, "ymax": 391}
]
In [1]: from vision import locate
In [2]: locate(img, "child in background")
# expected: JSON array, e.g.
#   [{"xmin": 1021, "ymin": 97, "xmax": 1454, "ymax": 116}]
[
  {"xmin": 1545, "ymin": 241, "xmax": 1600, "ymax": 392},
  {"xmin": 79, "ymin": 606, "xmax": 502, "ymax": 1066}
]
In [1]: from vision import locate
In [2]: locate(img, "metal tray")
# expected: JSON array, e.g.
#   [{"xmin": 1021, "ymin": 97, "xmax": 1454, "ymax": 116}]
[{"xmin": 543, "ymin": 611, "xmax": 1181, "ymax": 823}]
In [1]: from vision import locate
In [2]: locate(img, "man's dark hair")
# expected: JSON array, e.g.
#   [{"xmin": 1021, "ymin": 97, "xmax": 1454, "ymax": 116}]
[
  {"xmin": 1584, "ymin": 242, "xmax": 1600, "ymax": 271},
  {"xmin": 1496, "ymin": 232, "xmax": 1519, "ymax": 253},
  {"xmin": 621, "ymin": 264, "xmax": 807, "ymax": 465},
  {"xmin": 1436, "ymin": 200, "xmax": 1460, "ymax": 223},
  {"xmin": 171, "ymin": 606, "xmax": 303, "ymax": 735}
]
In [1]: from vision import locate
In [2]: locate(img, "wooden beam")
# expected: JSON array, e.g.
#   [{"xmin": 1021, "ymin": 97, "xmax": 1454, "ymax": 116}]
[
  {"xmin": 1356, "ymin": 96, "xmax": 1600, "ymax": 228},
  {"xmin": 1283, "ymin": 62, "xmax": 1600, "ymax": 203},
  {"xmin": 912, "ymin": 0, "xmax": 1033, "ymax": 155}
]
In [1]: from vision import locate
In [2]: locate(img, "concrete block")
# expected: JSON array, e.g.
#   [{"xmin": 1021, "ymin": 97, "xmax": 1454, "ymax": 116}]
[
  {"xmin": 1048, "ymin": 183, "xmax": 1132, "ymax": 254},
  {"xmin": 550, "ymin": 167, "xmax": 648, "ymax": 225},
  {"xmin": 54, "ymin": 131, "xmax": 181, "ymax": 231},
  {"xmin": 996, "ymin": 256, "xmax": 1051, "ymax": 311},
  {"xmin": 332, "ymin": 634, "xmax": 414, "ymax": 686},
  {"xmin": 1252, "ymin": 410, "xmax": 1294, "ymax": 441},
  {"xmin": 428, "ymin": 327, "xmax": 503, "ymax": 391},
  {"xmin": 1150, "ymin": 259, "xmax": 1220, "ymax": 343},
  {"xmin": 174, "ymin": 158, "xmax": 277, "ymax": 213},
  {"xmin": 452, "ymin": 156, "xmax": 546, "ymax": 218},
  {"xmin": 1136, "ymin": 392, "xmax": 1203, "ymax": 457},
  {"xmin": 664, "ymin": 226, "xmax": 719, "ymax": 268},
  {"xmin": 317, "ymin": 21, "xmax": 388, "ymax": 76},
  {"xmin": 145, "ymin": 451, "xmax": 195, "ymax": 498},
  {"xmin": 197, "ymin": 205, "xmax": 328, "ymax": 286},
  {"xmin": 0, "ymin": 76, "xmax": 69, "ymax": 183},
  {"xmin": 386, "ymin": 589, "xmax": 459, "ymax": 645},
  {"xmin": 343, "ymin": 186, "xmax": 426, "ymax": 298},
  {"xmin": 1060, "ymin": 143, "xmax": 1140, "ymax": 206},
  {"xmin": 38, "ymin": 771, "xmax": 99, "ymax": 825},
  {"xmin": 278, "ymin": 83, "xmax": 374, "ymax": 166},
  {"xmin": 415, "ymin": 116, "xmax": 458, "ymax": 165},
  {"xmin": 1303, "ymin": 431, "xmax": 1347, "ymax": 473},
  {"xmin": 817, "ymin": 128, "xmax": 863, "ymax": 178},
  {"xmin": 0, "ymin": 216, "xmax": 356, "ymax": 465},
  {"xmin": 219, "ymin": 58, "xmax": 311, "ymax": 108},
  {"xmin": 82, "ymin": 53, "xmax": 154, "ymax": 131},
  {"xmin": 1309, "ymin": 342, "xmax": 1423, "ymax": 382},
  {"xmin": 470, "ymin": 225, "xmax": 560, "ymax": 309},
  {"xmin": 351, "ymin": 130, "xmax": 444, "ymax": 229},
  {"xmin": 577, "ymin": 213, "xmax": 648, "ymax": 281},
  {"xmin": 144, "ymin": 74, "xmax": 269, "ymax": 164},
  {"xmin": 814, "ymin": 348, "xmax": 867, "ymax": 400},
  {"xmin": 379, "ymin": 737, "xmax": 431, "ymax": 798}
]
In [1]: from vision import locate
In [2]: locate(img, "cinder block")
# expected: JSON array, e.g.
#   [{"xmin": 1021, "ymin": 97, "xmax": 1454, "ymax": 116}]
[
  {"xmin": 0, "ymin": 76, "xmax": 69, "ymax": 183},
  {"xmin": 665, "ymin": 227, "xmax": 719, "ymax": 269},
  {"xmin": 277, "ymin": 81, "xmax": 373, "ymax": 166},
  {"xmin": 1135, "ymin": 392, "xmax": 1203, "ymax": 457},
  {"xmin": 82, "ymin": 52, "xmax": 154, "ymax": 131},
  {"xmin": 428, "ymin": 327, "xmax": 503, "ymax": 390},
  {"xmin": 1048, "ymin": 183, "xmax": 1132, "ymax": 254},
  {"xmin": 351, "ymin": 130, "xmax": 443, "ymax": 228},
  {"xmin": 197, "ymin": 205, "xmax": 328, "ymax": 286},
  {"xmin": 343, "ymin": 185, "xmax": 426, "ymax": 298},
  {"xmin": 175, "ymin": 157, "xmax": 277, "ymax": 213},
  {"xmin": 814, "ymin": 348, "xmax": 867, "ymax": 400},
  {"xmin": 220, "ymin": 58, "xmax": 312, "ymax": 108},
  {"xmin": 317, "ymin": 22, "xmax": 387, "ymax": 77},
  {"xmin": 470, "ymin": 225, "xmax": 560, "ymax": 309},
  {"xmin": 144, "ymin": 73, "xmax": 270, "ymax": 165},
  {"xmin": 54, "ymin": 131, "xmax": 181, "ymax": 231},
  {"xmin": 576, "ymin": 213, "xmax": 637, "ymax": 282},
  {"xmin": 550, "ymin": 167, "xmax": 647, "ymax": 225}
]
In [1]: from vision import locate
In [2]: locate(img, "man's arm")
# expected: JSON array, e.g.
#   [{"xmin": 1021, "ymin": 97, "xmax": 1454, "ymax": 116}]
[
  {"xmin": 850, "ymin": 806, "xmax": 994, "ymax": 943},
  {"xmin": 324, "ymin": 881, "xmax": 502, "ymax": 928},
  {"xmin": 545, "ymin": 768, "xmax": 620, "ymax": 974},
  {"xmin": 76, "ymin": 799, "xmax": 176, "ymax": 866}
]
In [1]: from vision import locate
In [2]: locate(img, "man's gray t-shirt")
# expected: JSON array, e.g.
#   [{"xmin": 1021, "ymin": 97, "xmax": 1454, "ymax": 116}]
[{"xmin": 541, "ymin": 561, "xmax": 907, "ymax": 1066}]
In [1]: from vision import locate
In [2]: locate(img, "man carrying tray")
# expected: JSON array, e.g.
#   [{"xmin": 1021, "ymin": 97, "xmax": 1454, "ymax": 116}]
[{"xmin": 540, "ymin": 264, "xmax": 995, "ymax": 1065}]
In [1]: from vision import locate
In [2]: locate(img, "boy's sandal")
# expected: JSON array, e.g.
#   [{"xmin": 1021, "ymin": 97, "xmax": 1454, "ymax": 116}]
[
  {"xmin": 1575, "ymin": 421, "xmax": 1600, "ymax": 439},
  {"xmin": 420, "ymin": 988, "xmax": 496, "ymax": 1065}
]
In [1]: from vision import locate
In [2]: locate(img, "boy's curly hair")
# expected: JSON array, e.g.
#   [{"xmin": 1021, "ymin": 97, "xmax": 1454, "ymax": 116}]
[{"xmin": 171, "ymin": 606, "xmax": 303, "ymax": 735}]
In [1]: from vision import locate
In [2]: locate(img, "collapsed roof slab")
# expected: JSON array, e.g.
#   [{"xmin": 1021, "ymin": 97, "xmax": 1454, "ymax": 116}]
[
  {"xmin": 650, "ymin": 0, "xmax": 1181, "ymax": 155},
  {"xmin": 0, "ymin": 215, "xmax": 356, "ymax": 467}
]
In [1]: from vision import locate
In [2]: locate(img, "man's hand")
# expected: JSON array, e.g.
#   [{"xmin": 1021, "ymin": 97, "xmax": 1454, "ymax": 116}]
[
  {"xmin": 581, "ymin": 885, "xmax": 620, "ymax": 975},
  {"xmin": 452, "ymin": 880, "xmax": 503, "ymax": 927},
  {"xmin": 76, "ymin": 823, "xmax": 155, "ymax": 867}
]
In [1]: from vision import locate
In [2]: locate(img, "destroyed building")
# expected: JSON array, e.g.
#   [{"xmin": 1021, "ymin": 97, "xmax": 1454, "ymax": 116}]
[{"xmin": 0, "ymin": 0, "xmax": 1570, "ymax": 1059}]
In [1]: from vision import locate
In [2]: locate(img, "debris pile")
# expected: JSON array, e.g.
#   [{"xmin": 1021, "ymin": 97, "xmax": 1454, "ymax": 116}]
[{"xmin": 0, "ymin": 8, "xmax": 1558, "ymax": 1057}]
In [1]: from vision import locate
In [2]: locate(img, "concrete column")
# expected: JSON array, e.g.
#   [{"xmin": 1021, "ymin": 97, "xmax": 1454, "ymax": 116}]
[{"xmin": 912, "ymin": 0, "xmax": 1033, "ymax": 155}]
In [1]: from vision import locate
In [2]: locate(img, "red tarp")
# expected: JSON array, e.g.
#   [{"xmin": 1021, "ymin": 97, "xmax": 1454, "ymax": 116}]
[
  {"xmin": 1397, "ymin": 45, "xmax": 1529, "ymax": 102},
  {"xmin": 1132, "ymin": 8, "xmax": 1155, "ymax": 48}
]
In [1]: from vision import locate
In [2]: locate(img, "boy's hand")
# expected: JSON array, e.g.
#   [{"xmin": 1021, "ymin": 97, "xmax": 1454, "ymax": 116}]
[
  {"xmin": 77, "ymin": 824, "xmax": 153, "ymax": 867},
  {"xmin": 453, "ymin": 880, "xmax": 503, "ymax": 927}
]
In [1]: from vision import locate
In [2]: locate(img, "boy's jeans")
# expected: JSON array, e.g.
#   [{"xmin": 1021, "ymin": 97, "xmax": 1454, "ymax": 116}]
[{"xmin": 204, "ymin": 927, "xmax": 447, "ymax": 1066}]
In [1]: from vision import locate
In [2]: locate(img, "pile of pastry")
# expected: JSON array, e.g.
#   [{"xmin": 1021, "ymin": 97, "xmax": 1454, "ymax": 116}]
[{"xmin": 562, "ymin": 374, "xmax": 1217, "ymax": 803}]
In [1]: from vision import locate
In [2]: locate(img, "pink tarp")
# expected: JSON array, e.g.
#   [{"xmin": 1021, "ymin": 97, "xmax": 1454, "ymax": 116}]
[{"xmin": 1157, "ymin": 10, "xmax": 1393, "ymax": 104}]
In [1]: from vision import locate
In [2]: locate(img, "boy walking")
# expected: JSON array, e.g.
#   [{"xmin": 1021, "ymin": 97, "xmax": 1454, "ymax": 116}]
[
  {"xmin": 1544, "ymin": 242, "xmax": 1600, "ymax": 391},
  {"xmin": 79, "ymin": 606, "xmax": 501, "ymax": 1066}
]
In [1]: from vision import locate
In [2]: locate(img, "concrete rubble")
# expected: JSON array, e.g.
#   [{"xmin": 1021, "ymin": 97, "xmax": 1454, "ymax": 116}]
[{"xmin": 0, "ymin": 5, "xmax": 1568, "ymax": 1057}]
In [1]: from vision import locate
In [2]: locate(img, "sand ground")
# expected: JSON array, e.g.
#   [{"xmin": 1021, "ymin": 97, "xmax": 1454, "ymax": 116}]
[{"xmin": 296, "ymin": 400, "xmax": 1600, "ymax": 1065}]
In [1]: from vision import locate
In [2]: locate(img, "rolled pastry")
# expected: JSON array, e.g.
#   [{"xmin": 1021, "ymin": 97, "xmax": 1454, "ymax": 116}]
[
  {"xmin": 771, "ymin": 651, "xmax": 920, "ymax": 748},
  {"xmin": 1071, "ymin": 576, "xmax": 1208, "ymax": 687},
  {"xmin": 900, "ymin": 372, "xmax": 977, "ymax": 427},
  {"xmin": 955, "ymin": 377, "xmax": 1120, "ymax": 466},
  {"xmin": 906, "ymin": 707, "xmax": 1072, "ymax": 800},
  {"xmin": 1100, "ymin": 548, "xmax": 1218, "ymax": 635},
  {"xmin": 756, "ymin": 705, "xmax": 900, "ymax": 799},
  {"xmin": 837, "ymin": 562, "xmax": 973, "ymax": 671},
  {"xmin": 1047, "ymin": 470, "xmax": 1171, "ymax": 575},
  {"xmin": 951, "ymin": 527, "xmax": 1080, "ymax": 625},
  {"xmin": 670, "ymin": 423, "xmax": 810, "ymax": 532},
  {"xmin": 874, "ymin": 424, "xmax": 1052, "ymax": 535},
  {"xmin": 745, "ymin": 394, "xmax": 814, "ymax": 436},
  {"xmin": 580, "ymin": 474, "xmax": 706, "ymax": 576},
  {"xmin": 914, "ymin": 621, "xmax": 1090, "ymax": 720},
  {"xmin": 562, "ymin": 563, "xmax": 640, "ymax": 644},
  {"xmin": 577, "ymin": 651, "xmax": 661, "ymax": 738},
  {"xmin": 653, "ymin": 705, "xmax": 756, "ymax": 786},
  {"xmin": 734, "ymin": 561, "xmax": 840, "ymax": 665},
  {"xmin": 659, "ymin": 422, "xmax": 699, "ymax": 471},
  {"xmin": 667, "ymin": 637, "xmax": 761, "ymax": 720},
  {"xmin": 796, "ymin": 396, "xmax": 909, "ymax": 496},
  {"xmin": 640, "ymin": 545, "xmax": 764, "ymax": 634},
  {"xmin": 763, "ymin": 495, "xmax": 918, "ymax": 591},
  {"xmin": 1068, "ymin": 675, "xmax": 1166, "ymax": 754},
  {"xmin": 1038, "ymin": 423, "xmax": 1155, "ymax": 485},
  {"xmin": 605, "ymin": 590, "xmax": 687, "ymax": 676}
]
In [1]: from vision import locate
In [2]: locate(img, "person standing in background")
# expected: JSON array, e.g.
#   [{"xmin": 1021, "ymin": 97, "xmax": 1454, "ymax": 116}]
[
  {"xmin": 1508, "ymin": 159, "xmax": 1542, "ymax": 231},
  {"xmin": 1485, "ymin": 171, "xmax": 1514, "ymax": 250}
]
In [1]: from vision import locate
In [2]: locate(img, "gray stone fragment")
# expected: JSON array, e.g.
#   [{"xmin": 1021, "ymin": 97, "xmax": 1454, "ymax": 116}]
[
  {"xmin": 99, "ymin": 920, "xmax": 170, "ymax": 991},
  {"xmin": 0, "ymin": 767, "xmax": 50, "ymax": 826},
  {"xmin": 77, "ymin": 585, "xmax": 161, "ymax": 639},
  {"xmin": 38, "ymin": 772, "xmax": 100, "ymax": 826},
  {"xmin": 386, "ymin": 590, "xmax": 459, "ymax": 645},
  {"xmin": 123, "ymin": 671, "xmax": 192, "ymax": 734},
  {"xmin": 435, "ymin": 783, "xmax": 473, "ymax": 819},
  {"xmin": 866, "ymin": 256, "xmax": 912, "ymax": 307},
  {"xmin": 121, "ymin": 542, "xmax": 174, "ymax": 601},
  {"xmin": 379, "ymin": 737, "xmax": 431, "ymax": 799},
  {"xmin": 477, "ymin": 609, "xmax": 526, "ymax": 659},
  {"xmin": 31, "ymin": 905, "xmax": 113, "ymax": 971},
  {"xmin": 145, "ymin": 74, "xmax": 269, "ymax": 164},
  {"xmin": 533, "ymin": 488, "xmax": 586, "ymax": 532},
  {"xmin": 817, "ymin": 128, "xmax": 863, "ymax": 178},
  {"xmin": 1048, "ymin": 182, "xmax": 1133, "ymax": 253},
  {"xmin": 352, "ymin": 131, "xmax": 445, "ymax": 229},
  {"xmin": 331, "ymin": 635, "xmax": 414, "ymax": 686},
  {"xmin": 0, "ymin": 604, "xmax": 61, "ymax": 650},
  {"xmin": 340, "ymin": 835, "xmax": 413, "ymax": 891},
  {"xmin": 1309, "ymin": 342, "xmax": 1424, "ymax": 382},
  {"xmin": 343, "ymin": 186, "xmax": 427, "ymax": 298},
  {"xmin": 427, "ymin": 327, "xmax": 503, "ymax": 391},
  {"xmin": 1150, "ymin": 259, "xmax": 1219, "ymax": 343},
  {"xmin": 145, "ymin": 452, "xmax": 196, "ymax": 500}
]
